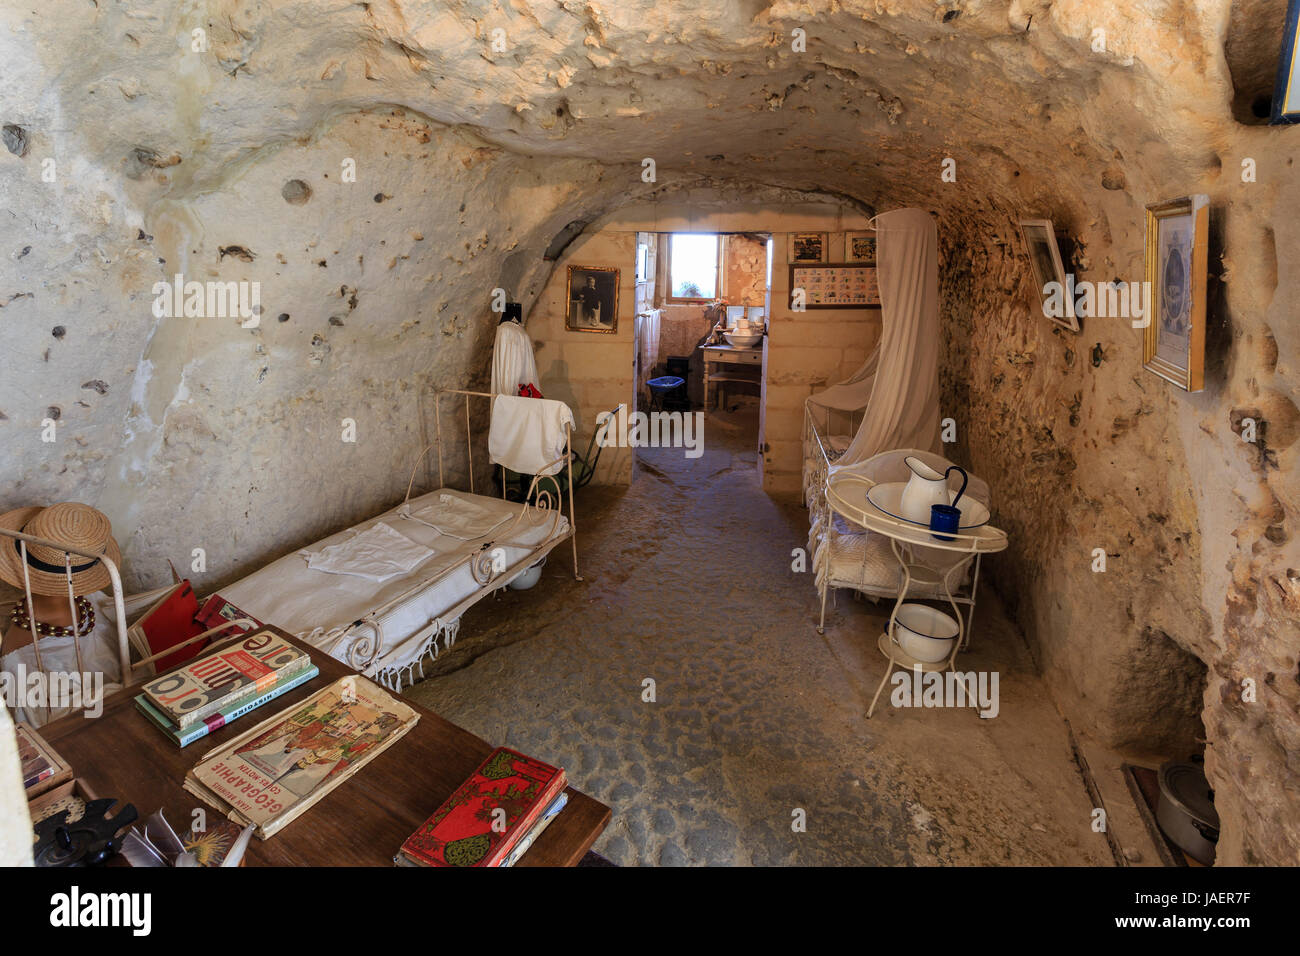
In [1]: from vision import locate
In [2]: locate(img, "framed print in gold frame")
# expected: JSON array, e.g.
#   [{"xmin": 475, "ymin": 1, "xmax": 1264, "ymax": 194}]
[
  {"xmin": 565, "ymin": 264, "xmax": 620, "ymax": 333},
  {"xmin": 1271, "ymin": 0, "xmax": 1300, "ymax": 124},
  {"xmin": 1142, "ymin": 195, "xmax": 1208, "ymax": 392}
]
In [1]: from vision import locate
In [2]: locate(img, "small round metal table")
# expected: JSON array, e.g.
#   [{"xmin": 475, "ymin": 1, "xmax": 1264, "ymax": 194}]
[{"xmin": 825, "ymin": 471, "xmax": 1009, "ymax": 718}]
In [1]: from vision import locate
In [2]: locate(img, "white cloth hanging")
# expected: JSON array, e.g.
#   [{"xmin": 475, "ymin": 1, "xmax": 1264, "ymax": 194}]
[
  {"xmin": 488, "ymin": 395, "xmax": 574, "ymax": 476},
  {"xmin": 831, "ymin": 208, "xmax": 942, "ymax": 472},
  {"xmin": 490, "ymin": 321, "xmax": 540, "ymax": 396}
]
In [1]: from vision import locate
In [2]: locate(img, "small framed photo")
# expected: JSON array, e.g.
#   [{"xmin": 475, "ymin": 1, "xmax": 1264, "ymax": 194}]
[
  {"xmin": 1018, "ymin": 219, "xmax": 1078, "ymax": 333},
  {"xmin": 844, "ymin": 231, "xmax": 877, "ymax": 263},
  {"xmin": 788, "ymin": 232, "xmax": 827, "ymax": 263},
  {"xmin": 1272, "ymin": 0, "xmax": 1300, "ymax": 124},
  {"xmin": 565, "ymin": 265, "xmax": 620, "ymax": 333},
  {"xmin": 1143, "ymin": 195, "xmax": 1208, "ymax": 392}
]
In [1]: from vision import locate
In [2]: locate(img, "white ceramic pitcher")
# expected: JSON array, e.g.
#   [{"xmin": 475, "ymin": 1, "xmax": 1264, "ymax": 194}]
[{"xmin": 899, "ymin": 456, "xmax": 967, "ymax": 524}]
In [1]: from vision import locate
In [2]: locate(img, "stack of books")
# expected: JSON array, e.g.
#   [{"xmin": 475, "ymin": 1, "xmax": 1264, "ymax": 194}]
[
  {"xmin": 184, "ymin": 676, "xmax": 419, "ymax": 839},
  {"xmin": 134, "ymin": 630, "xmax": 318, "ymax": 747},
  {"xmin": 395, "ymin": 747, "xmax": 568, "ymax": 867}
]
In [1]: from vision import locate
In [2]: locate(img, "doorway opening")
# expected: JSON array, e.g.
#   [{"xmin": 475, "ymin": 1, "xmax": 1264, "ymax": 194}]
[{"xmin": 632, "ymin": 231, "xmax": 772, "ymax": 480}]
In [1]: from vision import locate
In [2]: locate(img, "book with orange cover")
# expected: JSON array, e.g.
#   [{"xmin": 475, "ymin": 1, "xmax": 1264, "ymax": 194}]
[
  {"xmin": 141, "ymin": 629, "xmax": 312, "ymax": 729},
  {"xmin": 396, "ymin": 747, "xmax": 566, "ymax": 867}
]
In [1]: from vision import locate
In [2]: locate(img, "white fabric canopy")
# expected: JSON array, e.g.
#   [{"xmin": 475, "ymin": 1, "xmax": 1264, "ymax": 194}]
[
  {"xmin": 830, "ymin": 207, "xmax": 942, "ymax": 472},
  {"xmin": 806, "ymin": 347, "xmax": 879, "ymax": 415}
]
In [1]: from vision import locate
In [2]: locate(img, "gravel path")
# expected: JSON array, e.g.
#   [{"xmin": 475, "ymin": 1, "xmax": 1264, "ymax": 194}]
[{"xmin": 403, "ymin": 407, "xmax": 1113, "ymax": 866}]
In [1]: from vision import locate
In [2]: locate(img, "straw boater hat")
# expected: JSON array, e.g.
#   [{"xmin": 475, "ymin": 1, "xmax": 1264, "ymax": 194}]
[{"xmin": 0, "ymin": 503, "xmax": 122, "ymax": 597}]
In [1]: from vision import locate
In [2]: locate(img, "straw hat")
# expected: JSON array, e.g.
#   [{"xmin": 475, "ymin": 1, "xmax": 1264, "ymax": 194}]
[{"xmin": 0, "ymin": 503, "xmax": 122, "ymax": 597}]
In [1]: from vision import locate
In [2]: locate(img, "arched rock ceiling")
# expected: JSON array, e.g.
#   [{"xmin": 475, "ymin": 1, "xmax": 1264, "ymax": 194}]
[{"xmin": 6, "ymin": 0, "xmax": 1244, "ymax": 219}]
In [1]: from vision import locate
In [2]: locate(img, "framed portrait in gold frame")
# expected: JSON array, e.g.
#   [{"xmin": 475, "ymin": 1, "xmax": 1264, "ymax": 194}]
[
  {"xmin": 565, "ymin": 264, "xmax": 620, "ymax": 333},
  {"xmin": 1143, "ymin": 195, "xmax": 1208, "ymax": 392}
]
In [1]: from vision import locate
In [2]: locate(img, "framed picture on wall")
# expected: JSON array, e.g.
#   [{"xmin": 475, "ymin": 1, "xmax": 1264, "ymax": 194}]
[
  {"xmin": 844, "ymin": 231, "xmax": 877, "ymax": 263},
  {"xmin": 1143, "ymin": 195, "xmax": 1208, "ymax": 392},
  {"xmin": 1271, "ymin": 0, "xmax": 1300, "ymax": 124},
  {"xmin": 788, "ymin": 232, "xmax": 827, "ymax": 263},
  {"xmin": 565, "ymin": 265, "xmax": 620, "ymax": 333},
  {"xmin": 1018, "ymin": 219, "xmax": 1079, "ymax": 333}
]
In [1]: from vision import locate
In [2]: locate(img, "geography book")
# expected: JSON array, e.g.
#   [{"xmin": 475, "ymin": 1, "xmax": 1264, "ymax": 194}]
[{"xmin": 184, "ymin": 676, "xmax": 418, "ymax": 839}]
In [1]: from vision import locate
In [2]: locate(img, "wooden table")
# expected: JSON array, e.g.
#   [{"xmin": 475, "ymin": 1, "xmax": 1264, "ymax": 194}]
[
  {"xmin": 39, "ymin": 629, "xmax": 610, "ymax": 867},
  {"xmin": 702, "ymin": 342, "xmax": 764, "ymax": 409}
]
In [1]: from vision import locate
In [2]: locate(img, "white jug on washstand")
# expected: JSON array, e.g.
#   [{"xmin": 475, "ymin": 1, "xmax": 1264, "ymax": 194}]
[{"xmin": 899, "ymin": 456, "xmax": 967, "ymax": 524}]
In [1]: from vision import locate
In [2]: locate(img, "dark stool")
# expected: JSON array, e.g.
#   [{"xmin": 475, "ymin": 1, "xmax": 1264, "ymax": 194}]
[
  {"xmin": 663, "ymin": 355, "xmax": 692, "ymax": 411},
  {"xmin": 646, "ymin": 375, "xmax": 686, "ymax": 413}
]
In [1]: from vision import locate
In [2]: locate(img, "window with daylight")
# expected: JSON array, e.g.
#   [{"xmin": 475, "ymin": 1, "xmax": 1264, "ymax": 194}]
[{"xmin": 668, "ymin": 233, "xmax": 720, "ymax": 301}]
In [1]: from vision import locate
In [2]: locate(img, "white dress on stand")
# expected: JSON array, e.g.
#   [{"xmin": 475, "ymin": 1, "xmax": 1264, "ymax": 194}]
[{"xmin": 490, "ymin": 321, "xmax": 540, "ymax": 396}]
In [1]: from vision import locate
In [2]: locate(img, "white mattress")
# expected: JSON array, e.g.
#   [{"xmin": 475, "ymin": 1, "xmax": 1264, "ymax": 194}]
[{"xmin": 221, "ymin": 489, "xmax": 569, "ymax": 687}]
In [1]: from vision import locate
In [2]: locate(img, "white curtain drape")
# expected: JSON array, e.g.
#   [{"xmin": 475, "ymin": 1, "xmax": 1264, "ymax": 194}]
[
  {"xmin": 806, "ymin": 347, "xmax": 879, "ymax": 416},
  {"xmin": 830, "ymin": 207, "xmax": 941, "ymax": 472}
]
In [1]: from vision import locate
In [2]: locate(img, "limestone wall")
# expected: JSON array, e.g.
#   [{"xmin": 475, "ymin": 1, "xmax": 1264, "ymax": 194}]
[
  {"xmin": 0, "ymin": 96, "xmax": 625, "ymax": 593},
  {"xmin": 936, "ymin": 148, "xmax": 1300, "ymax": 869},
  {"xmin": 526, "ymin": 229, "xmax": 638, "ymax": 485}
]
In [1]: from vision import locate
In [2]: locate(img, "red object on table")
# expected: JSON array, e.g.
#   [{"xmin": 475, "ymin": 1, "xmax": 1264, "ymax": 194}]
[
  {"xmin": 398, "ymin": 747, "xmax": 566, "ymax": 867},
  {"xmin": 135, "ymin": 581, "xmax": 207, "ymax": 672}
]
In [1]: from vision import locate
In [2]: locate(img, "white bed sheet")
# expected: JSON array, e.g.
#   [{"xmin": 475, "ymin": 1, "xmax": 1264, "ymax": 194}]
[{"xmin": 221, "ymin": 489, "xmax": 568, "ymax": 686}]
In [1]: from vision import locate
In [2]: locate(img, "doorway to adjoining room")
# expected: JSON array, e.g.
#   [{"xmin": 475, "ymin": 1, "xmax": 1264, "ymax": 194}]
[{"xmin": 632, "ymin": 231, "xmax": 772, "ymax": 480}]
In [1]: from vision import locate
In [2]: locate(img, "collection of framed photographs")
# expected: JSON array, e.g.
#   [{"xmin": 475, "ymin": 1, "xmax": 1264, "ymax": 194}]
[
  {"xmin": 785, "ymin": 233, "xmax": 880, "ymax": 310},
  {"xmin": 1018, "ymin": 200, "xmax": 1209, "ymax": 393},
  {"xmin": 786, "ymin": 232, "xmax": 877, "ymax": 264}
]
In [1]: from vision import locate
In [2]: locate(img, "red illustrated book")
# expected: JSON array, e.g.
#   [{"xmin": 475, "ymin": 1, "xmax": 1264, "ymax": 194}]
[
  {"xmin": 397, "ymin": 747, "xmax": 566, "ymax": 867},
  {"xmin": 195, "ymin": 593, "xmax": 263, "ymax": 636}
]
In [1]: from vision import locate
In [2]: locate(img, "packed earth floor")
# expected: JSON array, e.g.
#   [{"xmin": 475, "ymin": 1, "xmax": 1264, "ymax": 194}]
[{"xmin": 403, "ymin": 407, "xmax": 1114, "ymax": 866}]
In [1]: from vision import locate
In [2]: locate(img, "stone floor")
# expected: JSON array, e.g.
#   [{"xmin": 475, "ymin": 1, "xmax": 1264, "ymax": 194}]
[{"xmin": 403, "ymin": 405, "xmax": 1115, "ymax": 866}]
